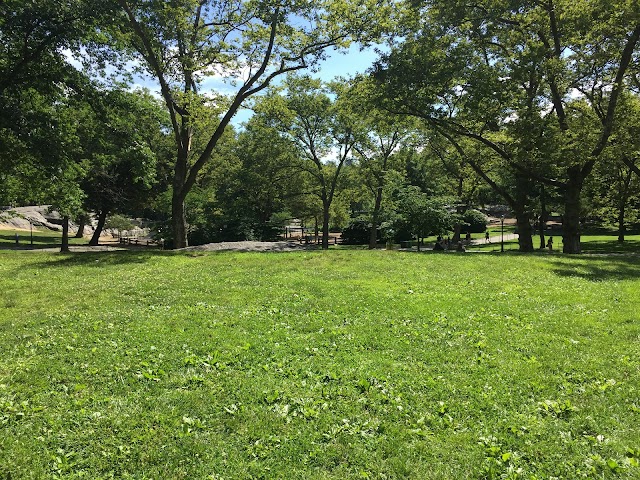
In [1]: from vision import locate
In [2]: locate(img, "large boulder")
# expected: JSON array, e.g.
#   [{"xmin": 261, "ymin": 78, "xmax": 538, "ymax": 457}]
[{"xmin": 0, "ymin": 206, "xmax": 70, "ymax": 231}]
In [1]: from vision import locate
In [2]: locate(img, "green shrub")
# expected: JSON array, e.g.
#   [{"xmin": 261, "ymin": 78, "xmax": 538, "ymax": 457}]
[
  {"xmin": 461, "ymin": 209, "xmax": 488, "ymax": 233},
  {"xmin": 341, "ymin": 218, "xmax": 378, "ymax": 245}
]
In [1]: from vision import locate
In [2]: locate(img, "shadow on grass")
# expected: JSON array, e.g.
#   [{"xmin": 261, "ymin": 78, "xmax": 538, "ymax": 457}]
[
  {"xmin": 581, "ymin": 239, "xmax": 640, "ymax": 254},
  {"xmin": 549, "ymin": 254, "xmax": 640, "ymax": 282},
  {"xmin": 28, "ymin": 250, "xmax": 174, "ymax": 269},
  {"xmin": 0, "ymin": 232, "xmax": 66, "ymax": 249}
]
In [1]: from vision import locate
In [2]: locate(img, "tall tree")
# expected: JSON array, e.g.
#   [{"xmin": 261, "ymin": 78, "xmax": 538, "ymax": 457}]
[
  {"xmin": 270, "ymin": 76, "xmax": 360, "ymax": 249},
  {"xmin": 0, "ymin": 0, "xmax": 118, "ymax": 251},
  {"xmin": 373, "ymin": 0, "xmax": 640, "ymax": 253},
  {"xmin": 74, "ymin": 87, "xmax": 168, "ymax": 245},
  {"xmin": 348, "ymin": 77, "xmax": 414, "ymax": 248},
  {"xmin": 109, "ymin": 0, "xmax": 392, "ymax": 248},
  {"xmin": 0, "ymin": 0, "xmax": 112, "ymax": 95},
  {"xmin": 424, "ymin": 134, "xmax": 487, "ymax": 244},
  {"xmin": 225, "ymin": 115, "xmax": 305, "ymax": 241},
  {"xmin": 585, "ymin": 94, "xmax": 640, "ymax": 242}
]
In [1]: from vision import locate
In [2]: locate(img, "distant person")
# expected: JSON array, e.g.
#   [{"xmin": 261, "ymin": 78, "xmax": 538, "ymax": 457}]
[
  {"xmin": 14, "ymin": 233, "xmax": 19, "ymax": 245},
  {"xmin": 485, "ymin": 231, "xmax": 490, "ymax": 243},
  {"xmin": 433, "ymin": 241, "xmax": 444, "ymax": 251},
  {"xmin": 465, "ymin": 232, "xmax": 471, "ymax": 243},
  {"xmin": 456, "ymin": 241, "xmax": 466, "ymax": 252},
  {"xmin": 446, "ymin": 237, "xmax": 451, "ymax": 249},
  {"xmin": 547, "ymin": 237, "xmax": 553, "ymax": 251}
]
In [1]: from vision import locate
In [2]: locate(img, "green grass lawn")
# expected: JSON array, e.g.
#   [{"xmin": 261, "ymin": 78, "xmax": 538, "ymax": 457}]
[{"xmin": 1, "ymin": 249, "xmax": 639, "ymax": 479}]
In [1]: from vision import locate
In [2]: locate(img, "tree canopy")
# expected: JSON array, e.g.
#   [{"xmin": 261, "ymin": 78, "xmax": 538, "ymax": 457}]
[{"xmin": 1, "ymin": 0, "xmax": 640, "ymax": 253}]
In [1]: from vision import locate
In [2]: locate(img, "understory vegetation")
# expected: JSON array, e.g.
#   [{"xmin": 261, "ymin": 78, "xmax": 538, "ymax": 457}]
[{"xmin": 1, "ymin": 250, "xmax": 638, "ymax": 478}]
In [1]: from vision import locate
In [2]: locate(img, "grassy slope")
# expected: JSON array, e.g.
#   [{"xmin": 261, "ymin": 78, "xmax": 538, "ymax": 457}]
[{"xmin": 0, "ymin": 249, "xmax": 639, "ymax": 479}]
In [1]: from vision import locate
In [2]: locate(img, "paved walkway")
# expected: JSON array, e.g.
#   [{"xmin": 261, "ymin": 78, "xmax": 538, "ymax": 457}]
[{"xmin": 469, "ymin": 233, "xmax": 518, "ymax": 246}]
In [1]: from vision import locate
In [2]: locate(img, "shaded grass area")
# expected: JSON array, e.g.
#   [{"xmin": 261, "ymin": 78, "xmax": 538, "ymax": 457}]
[
  {"xmin": 580, "ymin": 236, "xmax": 640, "ymax": 254},
  {"xmin": 0, "ymin": 228, "xmax": 86, "ymax": 249},
  {"xmin": 467, "ymin": 234, "xmax": 640, "ymax": 254},
  {"xmin": 1, "ymin": 249, "xmax": 639, "ymax": 479}
]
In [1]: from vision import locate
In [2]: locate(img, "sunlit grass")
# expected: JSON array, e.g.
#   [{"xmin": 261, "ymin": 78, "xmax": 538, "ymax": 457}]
[{"xmin": 1, "ymin": 249, "xmax": 639, "ymax": 478}]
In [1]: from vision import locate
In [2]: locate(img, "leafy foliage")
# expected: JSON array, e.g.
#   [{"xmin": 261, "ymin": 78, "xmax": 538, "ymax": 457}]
[{"xmin": 461, "ymin": 209, "xmax": 489, "ymax": 234}]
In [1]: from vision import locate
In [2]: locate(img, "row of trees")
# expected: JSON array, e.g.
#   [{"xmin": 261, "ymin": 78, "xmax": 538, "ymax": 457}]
[{"xmin": 1, "ymin": 0, "xmax": 639, "ymax": 253}]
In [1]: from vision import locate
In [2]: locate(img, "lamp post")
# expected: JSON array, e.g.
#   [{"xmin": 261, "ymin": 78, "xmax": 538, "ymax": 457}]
[{"xmin": 501, "ymin": 215, "xmax": 505, "ymax": 253}]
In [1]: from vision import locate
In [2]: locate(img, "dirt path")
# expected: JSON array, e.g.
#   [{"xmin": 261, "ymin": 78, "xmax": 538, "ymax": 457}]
[
  {"xmin": 7, "ymin": 240, "xmax": 312, "ymax": 253},
  {"xmin": 180, "ymin": 240, "xmax": 310, "ymax": 252},
  {"xmin": 4, "ymin": 235, "xmax": 520, "ymax": 254}
]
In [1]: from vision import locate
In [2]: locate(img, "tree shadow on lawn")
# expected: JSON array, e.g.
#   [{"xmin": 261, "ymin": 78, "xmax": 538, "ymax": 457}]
[
  {"xmin": 581, "ymin": 239, "xmax": 640, "ymax": 254},
  {"xmin": 28, "ymin": 250, "xmax": 174, "ymax": 269},
  {"xmin": 549, "ymin": 254, "xmax": 640, "ymax": 282},
  {"xmin": 0, "ymin": 232, "xmax": 69, "ymax": 249}
]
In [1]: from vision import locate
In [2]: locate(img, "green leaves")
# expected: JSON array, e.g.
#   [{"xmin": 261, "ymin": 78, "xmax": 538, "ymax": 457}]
[{"xmin": 537, "ymin": 398, "xmax": 576, "ymax": 418}]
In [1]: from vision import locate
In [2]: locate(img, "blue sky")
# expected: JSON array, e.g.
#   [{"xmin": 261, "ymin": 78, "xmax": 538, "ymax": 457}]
[
  {"xmin": 207, "ymin": 43, "xmax": 381, "ymax": 127},
  {"xmin": 311, "ymin": 44, "xmax": 380, "ymax": 81},
  {"xmin": 67, "ymin": 42, "xmax": 382, "ymax": 127}
]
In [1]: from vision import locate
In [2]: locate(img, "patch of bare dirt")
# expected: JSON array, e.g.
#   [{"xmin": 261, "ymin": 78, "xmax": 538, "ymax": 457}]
[{"xmin": 180, "ymin": 240, "xmax": 310, "ymax": 252}]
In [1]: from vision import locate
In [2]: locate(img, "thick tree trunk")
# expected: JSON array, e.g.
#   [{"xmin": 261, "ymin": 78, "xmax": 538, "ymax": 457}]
[
  {"xmin": 89, "ymin": 210, "xmax": 108, "ymax": 246},
  {"xmin": 61, "ymin": 216, "xmax": 70, "ymax": 253},
  {"xmin": 451, "ymin": 223, "xmax": 462, "ymax": 243},
  {"xmin": 515, "ymin": 212, "xmax": 534, "ymax": 252},
  {"xmin": 562, "ymin": 168, "xmax": 583, "ymax": 254},
  {"xmin": 512, "ymin": 176, "xmax": 534, "ymax": 252},
  {"xmin": 451, "ymin": 186, "xmax": 465, "ymax": 243},
  {"xmin": 368, "ymin": 218, "xmax": 378, "ymax": 249},
  {"xmin": 172, "ymin": 194, "xmax": 188, "ymax": 249},
  {"xmin": 74, "ymin": 215, "xmax": 87, "ymax": 238},
  {"xmin": 171, "ymin": 145, "xmax": 190, "ymax": 249}
]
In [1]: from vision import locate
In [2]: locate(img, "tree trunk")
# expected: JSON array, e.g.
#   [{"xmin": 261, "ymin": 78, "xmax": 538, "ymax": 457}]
[
  {"xmin": 322, "ymin": 200, "xmax": 330, "ymax": 250},
  {"xmin": 171, "ymin": 145, "xmax": 190, "ymax": 249},
  {"xmin": 172, "ymin": 195, "xmax": 188, "ymax": 249},
  {"xmin": 74, "ymin": 215, "xmax": 87, "ymax": 238},
  {"xmin": 511, "ymin": 175, "xmax": 534, "ymax": 252},
  {"xmin": 617, "ymin": 207, "xmax": 626, "ymax": 243},
  {"xmin": 617, "ymin": 168, "xmax": 633, "ymax": 243},
  {"xmin": 451, "ymin": 223, "xmax": 462, "ymax": 243},
  {"xmin": 562, "ymin": 167, "xmax": 583, "ymax": 254},
  {"xmin": 368, "ymin": 217, "xmax": 378, "ymax": 249},
  {"xmin": 514, "ymin": 212, "xmax": 534, "ymax": 252},
  {"xmin": 451, "ymin": 183, "xmax": 464, "ymax": 243},
  {"xmin": 61, "ymin": 216, "xmax": 70, "ymax": 253},
  {"xmin": 538, "ymin": 185, "xmax": 547, "ymax": 249},
  {"xmin": 369, "ymin": 187, "xmax": 383, "ymax": 249},
  {"xmin": 89, "ymin": 210, "xmax": 108, "ymax": 246}
]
